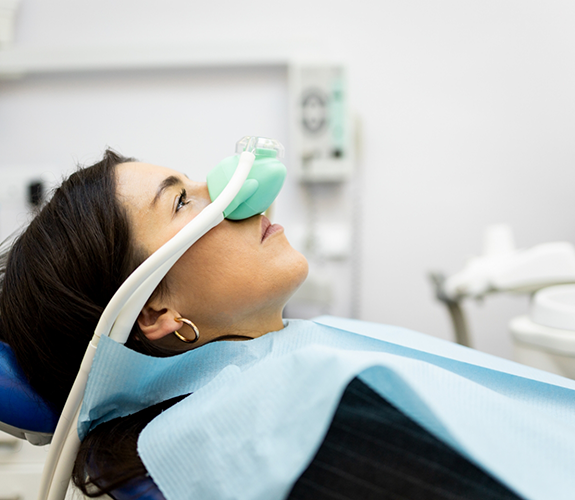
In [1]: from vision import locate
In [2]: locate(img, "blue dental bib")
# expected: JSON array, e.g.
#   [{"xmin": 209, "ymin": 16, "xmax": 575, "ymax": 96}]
[{"xmin": 79, "ymin": 317, "xmax": 575, "ymax": 500}]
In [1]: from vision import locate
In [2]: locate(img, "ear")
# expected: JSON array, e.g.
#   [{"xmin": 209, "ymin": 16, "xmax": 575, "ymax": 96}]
[{"xmin": 137, "ymin": 304, "xmax": 182, "ymax": 341}]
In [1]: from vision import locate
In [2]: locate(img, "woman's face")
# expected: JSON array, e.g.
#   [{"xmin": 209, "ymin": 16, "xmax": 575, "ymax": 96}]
[{"xmin": 115, "ymin": 162, "xmax": 308, "ymax": 347}]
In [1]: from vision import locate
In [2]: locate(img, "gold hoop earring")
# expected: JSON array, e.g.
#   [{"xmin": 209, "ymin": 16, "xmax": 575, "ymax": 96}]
[{"xmin": 173, "ymin": 317, "xmax": 200, "ymax": 343}]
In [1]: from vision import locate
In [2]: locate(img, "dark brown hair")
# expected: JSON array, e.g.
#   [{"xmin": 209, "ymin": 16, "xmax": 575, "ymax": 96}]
[
  {"xmin": 0, "ymin": 150, "xmax": 172, "ymax": 496},
  {"xmin": 74, "ymin": 393, "xmax": 187, "ymax": 497}
]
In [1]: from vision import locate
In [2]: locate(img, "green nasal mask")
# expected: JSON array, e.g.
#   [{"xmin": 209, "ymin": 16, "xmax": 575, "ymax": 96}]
[{"xmin": 206, "ymin": 138, "xmax": 287, "ymax": 220}]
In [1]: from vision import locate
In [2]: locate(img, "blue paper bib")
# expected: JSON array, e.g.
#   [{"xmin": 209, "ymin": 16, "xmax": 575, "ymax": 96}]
[{"xmin": 80, "ymin": 317, "xmax": 575, "ymax": 500}]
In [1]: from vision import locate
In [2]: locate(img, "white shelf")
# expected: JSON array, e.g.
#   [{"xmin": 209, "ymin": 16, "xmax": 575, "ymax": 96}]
[{"xmin": 0, "ymin": 43, "xmax": 299, "ymax": 78}]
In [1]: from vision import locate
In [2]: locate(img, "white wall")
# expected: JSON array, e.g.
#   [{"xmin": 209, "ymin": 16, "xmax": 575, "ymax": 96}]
[{"xmin": 3, "ymin": 0, "xmax": 575, "ymax": 359}]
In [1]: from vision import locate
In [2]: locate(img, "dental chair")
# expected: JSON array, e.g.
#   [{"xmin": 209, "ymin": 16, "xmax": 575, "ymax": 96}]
[
  {"xmin": 431, "ymin": 225, "xmax": 575, "ymax": 366},
  {"xmin": 0, "ymin": 339, "xmax": 166, "ymax": 500},
  {"xmin": 0, "ymin": 340, "xmax": 56, "ymax": 445}
]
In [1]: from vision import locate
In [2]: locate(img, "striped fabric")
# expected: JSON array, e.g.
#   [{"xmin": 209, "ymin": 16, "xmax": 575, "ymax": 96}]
[{"xmin": 288, "ymin": 378, "xmax": 523, "ymax": 500}]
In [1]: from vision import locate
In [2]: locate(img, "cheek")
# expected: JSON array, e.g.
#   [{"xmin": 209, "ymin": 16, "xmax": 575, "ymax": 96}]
[
  {"xmin": 166, "ymin": 221, "xmax": 309, "ymax": 318},
  {"xmin": 167, "ymin": 227, "xmax": 253, "ymax": 304}
]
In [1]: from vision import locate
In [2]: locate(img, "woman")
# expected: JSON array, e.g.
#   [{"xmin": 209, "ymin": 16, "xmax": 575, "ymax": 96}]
[{"xmin": 0, "ymin": 150, "xmax": 529, "ymax": 499}]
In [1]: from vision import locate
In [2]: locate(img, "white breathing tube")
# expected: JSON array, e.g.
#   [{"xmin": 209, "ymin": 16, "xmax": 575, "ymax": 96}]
[{"xmin": 38, "ymin": 146, "xmax": 257, "ymax": 500}]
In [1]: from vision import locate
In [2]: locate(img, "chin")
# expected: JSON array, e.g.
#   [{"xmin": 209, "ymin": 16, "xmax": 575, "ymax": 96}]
[{"xmin": 288, "ymin": 251, "xmax": 309, "ymax": 294}]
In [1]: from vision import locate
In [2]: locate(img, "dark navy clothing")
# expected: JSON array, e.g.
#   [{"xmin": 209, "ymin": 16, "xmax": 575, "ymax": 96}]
[{"xmin": 288, "ymin": 378, "xmax": 522, "ymax": 500}]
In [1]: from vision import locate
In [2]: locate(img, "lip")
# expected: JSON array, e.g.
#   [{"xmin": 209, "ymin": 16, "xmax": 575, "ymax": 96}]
[{"xmin": 260, "ymin": 215, "xmax": 284, "ymax": 242}]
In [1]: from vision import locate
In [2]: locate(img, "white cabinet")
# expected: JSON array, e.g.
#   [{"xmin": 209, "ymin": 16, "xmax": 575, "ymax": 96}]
[
  {"xmin": 0, "ymin": 431, "xmax": 47, "ymax": 500},
  {"xmin": 0, "ymin": 432, "xmax": 96, "ymax": 500}
]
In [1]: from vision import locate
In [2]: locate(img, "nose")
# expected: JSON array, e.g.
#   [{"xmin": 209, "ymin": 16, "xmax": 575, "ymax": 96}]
[
  {"xmin": 198, "ymin": 182, "xmax": 210, "ymax": 200},
  {"xmin": 193, "ymin": 182, "xmax": 212, "ymax": 212}
]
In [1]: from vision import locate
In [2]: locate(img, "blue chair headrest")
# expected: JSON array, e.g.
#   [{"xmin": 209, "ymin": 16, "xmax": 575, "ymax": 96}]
[{"xmin": 0, "ymin": 341, "xmax": 59, "ymax": 445}]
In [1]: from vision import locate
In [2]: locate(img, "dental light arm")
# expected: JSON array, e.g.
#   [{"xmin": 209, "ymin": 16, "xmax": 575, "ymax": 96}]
[
  {"xmin": 39, "ymin": 136, "xmax": 286, "ymax": 500},
  {"xmin": 431, "ymin": 225, "xmax": 575, "ymax": 348}
]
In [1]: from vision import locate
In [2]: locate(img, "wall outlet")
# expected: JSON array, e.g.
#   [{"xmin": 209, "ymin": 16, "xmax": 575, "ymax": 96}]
[{"xmin": 0, "ymin": 168, "xmax": 57, "ymax": 242}]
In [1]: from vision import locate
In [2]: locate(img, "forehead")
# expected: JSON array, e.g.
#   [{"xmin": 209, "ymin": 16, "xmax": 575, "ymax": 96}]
[
  {"xmin": 116, "ymin": 161, "xmax": 181, "ymax": 205},
  {"xmin": 116, "ymin": 161, "xmax": 179, "ymax": 189}
]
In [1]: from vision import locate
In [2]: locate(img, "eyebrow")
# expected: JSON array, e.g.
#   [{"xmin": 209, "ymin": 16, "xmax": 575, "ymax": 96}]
[{"xmin": 151, "ymin": 175, "xmax": 184, "ymax": 207}]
